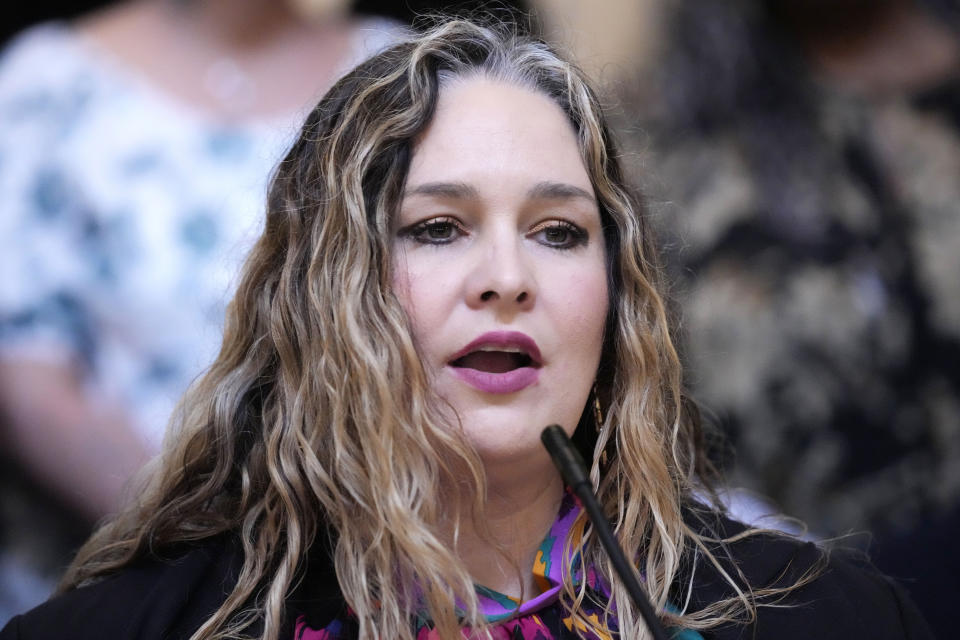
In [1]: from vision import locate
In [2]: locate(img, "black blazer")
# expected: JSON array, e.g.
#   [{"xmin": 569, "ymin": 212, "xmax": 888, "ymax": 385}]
[{"xmin": 0, "ymin": 512, "xmax": 934, "ymax": 640}]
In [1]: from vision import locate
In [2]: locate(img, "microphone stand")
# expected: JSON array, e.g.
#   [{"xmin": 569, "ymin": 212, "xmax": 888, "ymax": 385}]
[{"xmin": 541, "ymin": 425, "xmax": 671, "ymax": 640}]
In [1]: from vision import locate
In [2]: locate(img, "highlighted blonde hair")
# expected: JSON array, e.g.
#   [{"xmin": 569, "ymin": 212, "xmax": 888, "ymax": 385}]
[{"xmin": 62, "ymin": 17, "xmax": 788, "ymax": 640}]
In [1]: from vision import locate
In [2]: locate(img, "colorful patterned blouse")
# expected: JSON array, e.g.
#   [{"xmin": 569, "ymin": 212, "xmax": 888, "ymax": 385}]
[{"xmin": 293, "ymin": 492, "xmax": 704, "ymax": 639}]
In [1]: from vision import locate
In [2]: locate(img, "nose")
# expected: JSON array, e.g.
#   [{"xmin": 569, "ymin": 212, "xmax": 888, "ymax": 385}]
[{"xmin": 465, "ymin": 232, "xmax": 536, "ymax": 313}]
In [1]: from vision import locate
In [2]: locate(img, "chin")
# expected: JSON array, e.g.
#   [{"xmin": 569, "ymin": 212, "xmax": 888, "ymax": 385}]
[
  {"xmin": 440, "ymin": 387, "xmax": 585, "ymax": 468},
  {"xmin": 461, "ymin": 416, "xmax": 560, "ymax": 467}
]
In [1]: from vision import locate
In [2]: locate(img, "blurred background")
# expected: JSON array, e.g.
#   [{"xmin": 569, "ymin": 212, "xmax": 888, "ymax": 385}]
[{"xmin": 0, "ymin": 0, "xmax": 956, "ymax": 636}]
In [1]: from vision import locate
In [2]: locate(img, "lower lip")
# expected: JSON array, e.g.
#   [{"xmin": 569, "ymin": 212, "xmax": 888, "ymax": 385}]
[{"xmin": 448, "ymin": 366, "xmax": 540, "ymax": 394}]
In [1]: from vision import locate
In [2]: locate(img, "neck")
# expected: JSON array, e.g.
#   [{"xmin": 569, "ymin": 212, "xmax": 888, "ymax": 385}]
[
  {"xmin": 452, "ymin": 464, "xmax": 564, "ymax": 601},
  {"xmin": 160, "ymin": 0, "xmax": 310, "ymax": 51},
  {"xmin": 792, "ymin": 0, "xmax": 960, "ymax": 94},
  {"xmin": 79, "ymin": 0, "xmax": 358, "ymax": 119}
]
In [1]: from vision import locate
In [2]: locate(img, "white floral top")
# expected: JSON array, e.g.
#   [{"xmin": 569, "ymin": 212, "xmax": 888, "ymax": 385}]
[{"xmin": 0, "ymin": 20, "xmax": 400, "ymax": 447}]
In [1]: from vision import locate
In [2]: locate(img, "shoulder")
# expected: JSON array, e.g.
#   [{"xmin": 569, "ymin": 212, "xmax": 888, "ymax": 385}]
[
  {"xmin": 1, "ymin": 23, "xmax": 73, "ymax": 72},
  {"xmin": 0, "ymin": 536, "xmax": 242, "ymax": 640},
  {"xmin": 0, "ymin": 23, "xmax": 115, "ymax": 170},
  {"xmin": 685, "ymin": 508, "xmax": 935, "ymax": 640},
  {"xmin": 0, "ymin": 24, "xmax": 97, "ymax": 103},
  {"xmin": 350, "ymin": 16, "xmax": 406, "ymax": 56}
]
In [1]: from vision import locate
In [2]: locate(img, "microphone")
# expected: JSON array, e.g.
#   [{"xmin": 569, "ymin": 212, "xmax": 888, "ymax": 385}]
[{"xmin": 541, "ymin": 425, "xmax": 671, "ymax": 640}]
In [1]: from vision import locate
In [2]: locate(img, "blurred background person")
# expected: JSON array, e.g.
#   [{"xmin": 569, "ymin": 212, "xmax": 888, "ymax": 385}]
[
  {"xmin": 0, "ymin": 0, "xmax": 405, "ymax": 622},
  {"xmin": 628, "ymin": 0, "xmax": 960, "ymax": 636}
]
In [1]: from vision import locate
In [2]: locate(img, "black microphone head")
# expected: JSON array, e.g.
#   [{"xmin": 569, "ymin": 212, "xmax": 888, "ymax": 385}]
[{"xmin": 540, "ymin": 424, "xmax": 590, "ymax": 489}]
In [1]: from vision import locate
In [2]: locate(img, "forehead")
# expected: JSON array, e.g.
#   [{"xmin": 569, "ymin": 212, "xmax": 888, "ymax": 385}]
[{"xmin": 405, "ymin": 77, "xmax": 591, "ymax": 191}]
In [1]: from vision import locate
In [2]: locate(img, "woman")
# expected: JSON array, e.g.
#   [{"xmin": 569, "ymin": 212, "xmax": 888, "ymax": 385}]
[
  {"xmin": 0, "ymin": 0, "xmax": 398, "ymax": 618},
  {"xmin": 0, "ymin": 18, "xmax": 932, "ymax": 640},
  {"xmin": 0, "ymin": 0, "xmax": 399, "ymax": 521}
]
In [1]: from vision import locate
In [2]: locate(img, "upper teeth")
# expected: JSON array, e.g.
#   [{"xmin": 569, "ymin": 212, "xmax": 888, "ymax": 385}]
[{"xmin": 477, "ymin": 346, "xmax": 524, "ymax": 354}]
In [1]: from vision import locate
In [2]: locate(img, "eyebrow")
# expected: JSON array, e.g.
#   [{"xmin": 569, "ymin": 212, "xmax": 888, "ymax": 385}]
[
  {"xmin": 526, "ymin": 181, "xmax": 596, "ymax": 203},
  {"xmin": 403, "ymin": 180, "xmax": 596, "ymax": 203},
  {"xmin": 403, "ymin": 182, "xmax": 480, "ymax": 200}
]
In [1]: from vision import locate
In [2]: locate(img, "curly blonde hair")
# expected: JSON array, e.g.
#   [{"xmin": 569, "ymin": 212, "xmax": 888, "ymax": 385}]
[{"xmin": 61, "ymin": 17, "xmax": 786, "ymax": 640}]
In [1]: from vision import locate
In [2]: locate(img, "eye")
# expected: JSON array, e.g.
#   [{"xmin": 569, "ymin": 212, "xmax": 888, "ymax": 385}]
[
  {"xmin": 529, "ymin": 220, "xmax": 588, "ymax": 249},
  {"xmin": 399, "ymin": 216, "xmax": 465, "ymax": 245}
]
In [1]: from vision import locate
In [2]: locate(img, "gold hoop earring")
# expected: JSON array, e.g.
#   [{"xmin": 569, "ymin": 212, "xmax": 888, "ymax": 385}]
[
  {"xmin": 593, "ymin": 383, "xmax": 609, "ymax": 467},
  {"xmin": 592, "ymin": 384, "xmax": 604, "ymax": 432}
]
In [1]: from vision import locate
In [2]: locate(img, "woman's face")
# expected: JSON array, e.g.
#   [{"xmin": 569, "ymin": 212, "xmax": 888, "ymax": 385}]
[{"xmin": 392, "ymin": 78, "xmax": 609, "ymax": 469}]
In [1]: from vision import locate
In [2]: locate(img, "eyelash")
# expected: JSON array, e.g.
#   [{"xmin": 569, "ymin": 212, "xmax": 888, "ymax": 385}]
[
  {"xmin": 398, "ymin": 217, "xmax": 589, "ymax": 249},
  {"xmin": 399, "ymin": 216, "xmax": 465, "ymax": 244},
  {"xmin": 528, "ymin": 220, "xmax": 589, "ymax": 249}
]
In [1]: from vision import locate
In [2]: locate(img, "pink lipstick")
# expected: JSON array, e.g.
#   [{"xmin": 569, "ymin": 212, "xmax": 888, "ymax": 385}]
[{"xmin": 447, "ymin": 331, "xmax": 542, "ymax": 394}]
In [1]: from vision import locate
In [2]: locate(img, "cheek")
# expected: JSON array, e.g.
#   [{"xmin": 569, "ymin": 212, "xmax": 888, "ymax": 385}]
[
  {"xmin": 557, "ymin": 262, "xmax": 609, "ymax": 344},
  {"xmin": 567, "ymin": 265, "xmax": 609, "ymax": 389},
  {"xmin": 391, "ymin": 253, "xmax": 452, "ymax": 351},
  {"xmin": 546, "ymin": 265, "xmax": 608, "ymax": 436}
]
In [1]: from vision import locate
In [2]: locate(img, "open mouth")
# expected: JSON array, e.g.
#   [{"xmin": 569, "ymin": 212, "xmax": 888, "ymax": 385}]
[
  {"xmin": 447, "ymin": 331, "xmax": 542, "ymax": 393},
  {"xmin": 450, "ymin": 348, "xmax": 536, "ymax": 373}
]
